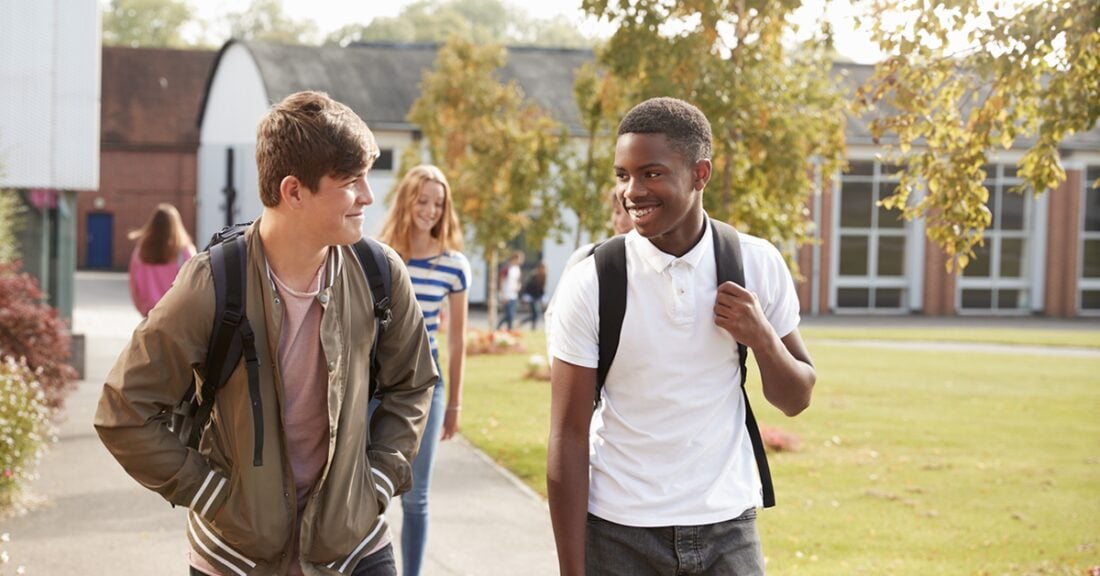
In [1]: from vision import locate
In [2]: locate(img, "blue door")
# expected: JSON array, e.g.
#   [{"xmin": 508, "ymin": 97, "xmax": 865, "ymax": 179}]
[{"xmin": 87, "ymin": 213, "xmax": 113, "ymax": 269}]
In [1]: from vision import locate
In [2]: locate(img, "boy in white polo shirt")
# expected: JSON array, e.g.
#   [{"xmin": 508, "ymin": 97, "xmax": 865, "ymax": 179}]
[{"xmin": 547, "ymin": 97, "xmax": 817, "ymax": 575}]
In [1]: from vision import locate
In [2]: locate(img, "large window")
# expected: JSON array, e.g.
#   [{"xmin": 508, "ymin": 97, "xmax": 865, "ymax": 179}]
[
  {"xmin": 833, "ymin": 160, "xmax": 911, "ymax": 310},
  {"xmin": 958, "ymin": 164, "xmax": 1034, "ymax": 312},
  {"xmin": 1080, "ymin": 166, "xmax": 1100, "ymax": 314}
]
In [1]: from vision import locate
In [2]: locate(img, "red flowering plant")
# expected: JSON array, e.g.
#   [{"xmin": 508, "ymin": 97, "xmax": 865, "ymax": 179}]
[
  {"xmin": 760, "ymin": 424, "xmax": 802, "ymax": 453},
  {"xmin": 0, "ymin": 262, "xmax": 78, "ymax": 410},
  {"xmin": 465, "ymin": 329, "xmax": 527, "ymax": 356}
]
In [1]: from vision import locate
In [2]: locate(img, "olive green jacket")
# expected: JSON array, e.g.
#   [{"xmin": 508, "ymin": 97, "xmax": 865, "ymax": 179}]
[{"xmin": 95, "ymin": 224, "xmax": 437, "ymax": 575}]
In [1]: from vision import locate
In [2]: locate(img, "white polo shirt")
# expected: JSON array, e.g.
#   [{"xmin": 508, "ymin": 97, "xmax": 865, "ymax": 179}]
[{"xmin": 549, "ymin": 223, "xmax": 800, "ymax": 527}]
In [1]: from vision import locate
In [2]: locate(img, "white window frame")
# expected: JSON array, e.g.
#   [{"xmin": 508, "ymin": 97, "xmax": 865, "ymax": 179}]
[
  {"xmin": 829, "ymin": 158, "xmax": 923, "ymax": 313},
  {"xmin": 955, "ymin": 163, "xmax": 1047, "ymax": 315},
  {"xmin": 1078, "ymin": 164, "xmax": 1100, "ymax": 316}
]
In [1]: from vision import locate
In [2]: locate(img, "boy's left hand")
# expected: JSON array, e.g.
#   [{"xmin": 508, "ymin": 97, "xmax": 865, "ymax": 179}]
[{"xmin": 713, "ymin": 281, "xmax": 776, "ymax": 350}]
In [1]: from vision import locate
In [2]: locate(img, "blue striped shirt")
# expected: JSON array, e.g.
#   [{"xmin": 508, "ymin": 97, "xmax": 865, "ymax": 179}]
[{"xmin": 407, "ymin": 250, "xmax": 471, "ymax": 353}]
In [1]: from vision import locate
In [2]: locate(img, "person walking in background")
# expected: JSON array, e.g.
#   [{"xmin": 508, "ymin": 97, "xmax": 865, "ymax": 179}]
[
  {"xmin": 521, "ymin": 260, "xmax": 548, "ymax": 330},
  {"xmin": 547, "ymin": 97, "xmax": 816, "ymax": 575},
  {"xmin": 127, "ymin": 203, "xmax": 196, "ymax": 317},
  {"xmin": 496, "ymin": 250, "xmax": 524, "ymax": 331},
  {"xmin": 96, "ymin": 91, "xmax": 437, "ymax": 576},
  {"xmin": 544, "ymin": 186, "xmax": 635, "ymax": 349},
  {"xmin": 378, "ymin": 164, "xmax": 470, "ymax": 576}
]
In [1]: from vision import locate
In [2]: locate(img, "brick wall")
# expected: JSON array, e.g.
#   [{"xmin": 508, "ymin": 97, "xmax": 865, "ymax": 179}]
[{"xmin": 76, "ymin": 149, "xmax": 198, "ymax": 270}]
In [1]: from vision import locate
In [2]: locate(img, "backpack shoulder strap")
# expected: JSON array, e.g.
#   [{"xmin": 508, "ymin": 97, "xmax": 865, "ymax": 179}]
[
  {"xmin": 351, "ymin": 238, "xmax": 393, "ymax": 400},
  {"xmin": 193, "ymin": 231, "xmax": 263, "ymax": 466},
  {"xmin": 711, "ymin": 218, "xmax": 776, "ymax": 508},
  {"xmin": 205, "ymin": 234, "xmax": 245, "ymax": 388},
  {"xmin": 593, "ymin": 235, "xmax": 627, "ymax": 406}
]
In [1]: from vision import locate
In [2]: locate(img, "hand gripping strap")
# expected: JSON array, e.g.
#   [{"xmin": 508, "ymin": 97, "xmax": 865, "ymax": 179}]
[{"xmin": 711, "ymin": 219, "xmax": 775, "ymax": 508}]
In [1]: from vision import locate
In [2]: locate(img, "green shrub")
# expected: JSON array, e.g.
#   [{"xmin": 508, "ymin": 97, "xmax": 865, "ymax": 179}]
[
  {"xmin": 0, "ymin": 262, "xmax": 77, "ymax": 410},
  {"xmin": 0, "ymin": 355, "xmax": 52, "ymax": 510}
]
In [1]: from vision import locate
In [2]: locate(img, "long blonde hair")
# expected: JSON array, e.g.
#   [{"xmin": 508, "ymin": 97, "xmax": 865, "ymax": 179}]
[
  {"xmin": 128, "ymin": 203, "xmax": 193, "ymax": 264},
  {"xmin": 379, "ymin": 165, "xmax": 464, "ymax": 259}
]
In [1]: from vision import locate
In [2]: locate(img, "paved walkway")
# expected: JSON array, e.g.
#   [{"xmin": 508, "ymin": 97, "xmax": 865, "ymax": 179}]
[{"xmin": 2, "ymin": 271, "xmax": 557, "ymax": 575}]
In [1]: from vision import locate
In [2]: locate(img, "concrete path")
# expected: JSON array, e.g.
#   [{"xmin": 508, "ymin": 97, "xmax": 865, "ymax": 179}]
[{"xmin": 1, "ymin": 271, "xmax": 557, "ymax": 575}]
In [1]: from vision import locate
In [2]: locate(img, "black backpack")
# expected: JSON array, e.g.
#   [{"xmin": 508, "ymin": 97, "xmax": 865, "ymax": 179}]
[
  {"xmin": 591, "ymin": 218, "xmax": 776, "ymax": 508},
  {"xmin": 169, "ymin": 222, "xmax": 392, "ymax": 467}
]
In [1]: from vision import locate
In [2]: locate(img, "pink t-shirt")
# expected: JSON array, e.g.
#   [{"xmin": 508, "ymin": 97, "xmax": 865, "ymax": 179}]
[
  {"xmin": 191, "ymin": 253, "xmax": 389, "ymax": 575},
  {"xmin": 191, "ymin": 261, "xmax": 329, "ymax": 576},
  {"xmin": 128, "ymin": 245, "xmax": 195, "ymax": 317}
]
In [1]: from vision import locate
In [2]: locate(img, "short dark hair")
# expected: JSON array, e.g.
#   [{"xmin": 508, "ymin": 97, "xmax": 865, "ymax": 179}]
[
  {"xmin": 255, "ymin": 91, "xmax": 378, "ymax": 207},
  {"xmin": 617, "ymin": 97, "xmax": 712, "ymax": 163}
]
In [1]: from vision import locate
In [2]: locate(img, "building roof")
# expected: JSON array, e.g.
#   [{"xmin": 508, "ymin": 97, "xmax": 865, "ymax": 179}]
[
  {"xmin": 832, "ymin": 61, "xmax": 1100, "ymax": 150},
  {"xmin": 209, "ymin": 40, "xmax": 593, "ymax": 134},
  {"xmin": 101, "ymin": 46, "xmax": 217, "ymax": 149},
  {"xmin": 201, "ymin": 39, "xmax": 1099, "ymax": 150}
]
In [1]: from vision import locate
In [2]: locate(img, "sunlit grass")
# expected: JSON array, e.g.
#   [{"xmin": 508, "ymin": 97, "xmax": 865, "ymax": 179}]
[
  {"xmin": 800, "ymin": 325, "xmax": 1100, "ymax": 349},
  {"xmin": 445, "ymin": 327, "xmax": 1100, "ymax": 574}
]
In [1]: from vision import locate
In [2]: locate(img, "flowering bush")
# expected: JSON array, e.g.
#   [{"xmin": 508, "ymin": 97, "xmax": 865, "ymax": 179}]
[
  {"xmin": 760, "ymin": 424, "xmax": 802, "ymax": 453},
  {"xmin": 0, "ymin": 356, "xmax": 53, "ymax": 510},
  {"xmin": 523, "ymin": 354, "xmax": 551, "ymax": 381},
  {"xmin": 0, "ymin": 262, "xmax": 77, "ymax": 410},
  {"xmin": 1, "ymin": 531, "xmax": 26, "ymax": 575},
  {"xmin": 466, "ymin": 329, "xmax": 526, "ymax": 356}
]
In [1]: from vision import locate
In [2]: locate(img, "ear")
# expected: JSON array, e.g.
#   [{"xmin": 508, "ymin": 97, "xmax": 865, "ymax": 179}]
[
  {"xmin": 693, "ymin": 159, "xmax": 712, "ymax": 191},
  {"xmin": 280, "ymin": 175, "xmax": 305, "ymax": 207}
]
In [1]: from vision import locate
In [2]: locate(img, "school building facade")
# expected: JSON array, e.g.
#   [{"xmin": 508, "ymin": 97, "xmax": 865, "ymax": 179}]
[{"xmin": 93, "ymin": 40, "xmax": 1099, "ymax": 318}]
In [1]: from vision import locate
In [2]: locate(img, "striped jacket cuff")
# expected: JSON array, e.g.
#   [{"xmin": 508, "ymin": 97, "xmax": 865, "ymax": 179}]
[
  {"xmin": 371, "ymin": 467, "xmax": 395, "ymax": 506},
  {"xmin": 189, "ymin": 469, "xmax": 229, "ymax": 520}
]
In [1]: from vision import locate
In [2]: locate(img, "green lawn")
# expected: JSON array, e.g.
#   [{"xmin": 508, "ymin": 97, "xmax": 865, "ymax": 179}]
[
  {"xmin": 450, "ymin": 328, "xmax": 1100, "ymax": 575},
  {"xmin": 800, "ymin": 326, "xmax": 1100, "ymax": 349}
]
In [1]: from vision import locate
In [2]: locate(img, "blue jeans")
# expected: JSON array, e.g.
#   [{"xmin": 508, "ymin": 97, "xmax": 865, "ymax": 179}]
[
  {"xmin": 497, "ymin": 298, "xmax": 518, "ymax": 330},
  {"xmin": 585, "ymin": 508, "xmax": 765, "ymax": 575},
  {"xmin": 523, "ymin": 298, "xmax": 543, "ymax": 329},
  {"xmin": 401, "ymin": 368, "xmax": 445, "ymax": 576}
]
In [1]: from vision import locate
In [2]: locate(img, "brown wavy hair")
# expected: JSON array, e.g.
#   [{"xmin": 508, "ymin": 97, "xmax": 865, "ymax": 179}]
[
  {"xmin": 128, "ymin": 203, "xmax": 194, "ymax": 264},
  {"xmin": 255, "ymin": 91, "xmax": 377, "ymax": 207},
  {"xmin": 378, "ymin": 165, "xmax": 464, "ymax": 259}
]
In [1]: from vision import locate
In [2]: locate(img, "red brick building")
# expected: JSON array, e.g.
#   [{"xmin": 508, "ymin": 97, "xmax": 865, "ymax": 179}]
[{"xmin": 77, "ymin": 46, "xmax": 216, "ymax": 270}]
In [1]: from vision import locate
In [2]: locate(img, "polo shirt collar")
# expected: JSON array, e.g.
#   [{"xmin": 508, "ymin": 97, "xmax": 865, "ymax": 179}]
[{"xmin": 628, "ymin": 216, "xmax": 712, "ymax": 274}]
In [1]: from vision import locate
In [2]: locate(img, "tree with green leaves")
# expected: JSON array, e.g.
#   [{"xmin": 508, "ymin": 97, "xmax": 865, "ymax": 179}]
[
  {"xmin": 407, "ymin": 36, "xmax": 568, "ymax": 328},
  {"xmin": 226, "ymin": 0, "xmax": 320, "ymax": 45},
  {"xmin": 327, "ymin": 0, "xmax": 590, "ymax": 48},
  {"xmin": 580, "ymin": 0, "xmax": 848, "ymax": 270},
  {"xmin": 101, "ymin": 0, "xmax": 195, "ymax": 48},
  {"xmin": 556, "ymin": 62, "xmax": 624, "ymax": 247},
  {"xmin": 855, "ymin": 0, "xmax": 1100, "ymax": 269}
]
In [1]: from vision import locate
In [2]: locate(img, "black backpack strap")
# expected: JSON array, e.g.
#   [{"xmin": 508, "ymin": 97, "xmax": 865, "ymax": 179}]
[
  {"xmin": 351, "ymin": 239, "xmax": 392, "ymax": 400},
  {"xmin": 711, "ymin": 218, "xmax": 775, "ymax": 508},
  {"xmin": 200, "ymin": 232, "xmax": 264, "ymax": 467},
  {"xmin": 593, "ymin": 235, "xmax": 627, "ymax": 407}
]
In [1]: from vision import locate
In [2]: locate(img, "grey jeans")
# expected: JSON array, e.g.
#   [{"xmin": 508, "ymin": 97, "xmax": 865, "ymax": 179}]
[{"xmin": 585, "ymin": 508, "xmax": 765, "ymax": 575}]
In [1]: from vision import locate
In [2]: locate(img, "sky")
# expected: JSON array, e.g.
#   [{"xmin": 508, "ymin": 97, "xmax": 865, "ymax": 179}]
[{"xmin": 184, "ymin": 0, "xmax": 889, "ymax": 64}]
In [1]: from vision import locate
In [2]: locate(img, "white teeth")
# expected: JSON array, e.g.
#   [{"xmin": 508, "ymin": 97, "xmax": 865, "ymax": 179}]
[{"xmin": 629, "ymin": 207, "xmax": 655, "ymax": 218}]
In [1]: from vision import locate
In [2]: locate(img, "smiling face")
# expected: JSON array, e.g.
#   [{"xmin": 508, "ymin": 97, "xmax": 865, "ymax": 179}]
[
  {"xmin": 614, "ymin": 132, "xmax": 710, "ymax": 256},
  {"xmin": 302, "ymin": 170, "xmax": 373, "ymax": 247},
  {"xmin": 412, "ymin": 180, "xmax": 446, "ymax": 235}
]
